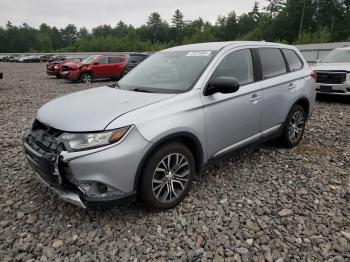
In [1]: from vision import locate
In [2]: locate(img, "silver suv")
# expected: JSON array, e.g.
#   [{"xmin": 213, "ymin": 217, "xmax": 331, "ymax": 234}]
[
  {"xmin": 312, "ymin": 47, "xmax": 350, "ymax": 96},
  {"xmin": 23, "ymin": 41, "xmax": 316, "ymax": 209}
]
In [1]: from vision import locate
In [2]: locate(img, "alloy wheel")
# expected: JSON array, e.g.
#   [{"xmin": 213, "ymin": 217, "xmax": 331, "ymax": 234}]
[
  {"xmin": 82, "ymin": 74, "xmax": 92, "ymax": 83},
  {"xmin": 288, "ymin": 110, "xmax": 304, "ymax": 143},
  {"xmin": 152, "ymin": 153, "xmax": 190, "ymax": 203}
]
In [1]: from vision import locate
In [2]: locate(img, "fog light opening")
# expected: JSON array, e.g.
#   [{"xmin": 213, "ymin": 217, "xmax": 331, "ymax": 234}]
[{"xmin": 78, "ymin": 182, "xmax": 124, "ymax": 198}]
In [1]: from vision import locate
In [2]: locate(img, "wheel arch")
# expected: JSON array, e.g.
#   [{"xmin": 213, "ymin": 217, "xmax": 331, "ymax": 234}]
[
  {"xmin": 293, "ymin": 97, "xmax": 310, "ymax": 119},
  {"xmin": 80, "ymin": 71, "xmax": 93, "ymax": 80},
  {"xmin": 133, "ymin": 131, "xmax": 204, "ymax": 191}
]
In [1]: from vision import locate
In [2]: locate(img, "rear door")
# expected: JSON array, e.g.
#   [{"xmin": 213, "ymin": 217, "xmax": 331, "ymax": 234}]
[
  {"xmin": 92, "ymin": 56, "xmax": 109, "ymax": 78},
  {"xmin": 258, "ymin": 48, "xmax": 300, "ymax": 133},
  {"xmin": 108, "ymin": 56, "xmax": 125, "ymax": 78}
]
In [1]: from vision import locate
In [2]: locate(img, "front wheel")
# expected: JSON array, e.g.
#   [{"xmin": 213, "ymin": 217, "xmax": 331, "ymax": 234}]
[
  {"xmin": 140, "ymin": 143, "xmax": 195, "ymax": 210},
  {"xmin": 80, "ymin": 73, "xmax": 92, "ymax": 83},
  {"xmin": 281, "ymin": 105, "xmax": 306, "ymax": 148}
]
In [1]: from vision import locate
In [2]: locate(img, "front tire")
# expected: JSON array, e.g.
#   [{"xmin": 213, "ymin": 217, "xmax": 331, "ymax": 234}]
[
  {"xmin": 80, "ymin": 73, "xmax": 92, "ymax": 83},
  {"xmin": 140, "ymin": 143, "xmax": 195, "ymax": 210},
  {"xmin": 281, "ymin": 105, "xmax": 306, "ymax": 148}
]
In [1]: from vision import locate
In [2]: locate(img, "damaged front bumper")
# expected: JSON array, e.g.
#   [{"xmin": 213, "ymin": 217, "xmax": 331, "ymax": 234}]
[
  {"xmin": 23, "ymin": 139, "xmax": 87, "ymax": 208},
  {"xmin": 22, "ymin": 124, "xmax": 146, "ymax": 208}
]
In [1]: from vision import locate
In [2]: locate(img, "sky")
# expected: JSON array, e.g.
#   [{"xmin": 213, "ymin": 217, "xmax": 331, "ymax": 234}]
[{"xmin": 0, "ymin": 0, "xmax": 268, "ymax": 29}]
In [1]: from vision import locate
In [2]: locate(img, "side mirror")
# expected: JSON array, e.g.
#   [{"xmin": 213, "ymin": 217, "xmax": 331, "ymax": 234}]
[
  {"xmin": 205, "ymin": 77, "xmax": 240, "ymax": 96},
  {"xmin": 93, "ymin": 61, "xmax": 99, "ymax": 65}
]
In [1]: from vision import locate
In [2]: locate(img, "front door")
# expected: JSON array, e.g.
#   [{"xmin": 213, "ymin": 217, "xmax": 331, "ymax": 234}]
[
  {"xmin": 92, "ymin": 56, "xmax": 109, "ymax": 78},
  {"xmin": 201, "ymin": 48, "xmax": 262, "ymax": 158}
]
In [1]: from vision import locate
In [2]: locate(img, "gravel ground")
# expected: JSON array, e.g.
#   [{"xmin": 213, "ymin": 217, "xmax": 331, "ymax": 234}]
[{"xmin": 0, "ymin": 62, "xmax": 349, "ymax": 262}]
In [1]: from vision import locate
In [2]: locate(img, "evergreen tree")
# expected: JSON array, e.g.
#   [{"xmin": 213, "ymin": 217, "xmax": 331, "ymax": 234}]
[
  {"xmin": 2, "ymin": 1, "xmax": 350, "ymax": 53},
  {"xmin": 171, "ymin": 9, "xmax": 185, "ymax": 43},
  {"xmin": 147, "ymin": 12, "xmax": 163, "ymax": 43}
]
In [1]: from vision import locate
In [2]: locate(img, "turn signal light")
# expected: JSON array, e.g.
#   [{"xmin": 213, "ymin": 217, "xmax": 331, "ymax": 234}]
[{"xmin": 311, "ymin": 71, "xmax": 317, "ymax": 80}]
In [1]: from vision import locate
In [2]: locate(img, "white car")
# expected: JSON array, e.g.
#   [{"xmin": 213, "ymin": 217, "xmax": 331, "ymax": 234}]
[{"xmin": 312, "ymin": 47, "xmax": 350, "ymax": 96}]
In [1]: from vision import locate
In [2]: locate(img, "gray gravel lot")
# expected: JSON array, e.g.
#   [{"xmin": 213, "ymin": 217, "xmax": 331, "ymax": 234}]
[{"xmin": 0, "ymin": 62, "xmax": 349, "ymax": 262}]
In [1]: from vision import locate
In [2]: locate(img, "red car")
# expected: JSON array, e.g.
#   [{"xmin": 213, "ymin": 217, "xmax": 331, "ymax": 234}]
[
  {"xmin": 60, "ymin": 55, "xmax": 128, "ymax": 83},
  {"xmin": 46, "ymin": 57, "xmax": 84, "ymax": 78}
]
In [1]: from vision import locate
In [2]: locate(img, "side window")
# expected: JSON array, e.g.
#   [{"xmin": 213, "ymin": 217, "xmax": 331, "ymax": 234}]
[
  {"xmin": 128, "ymin": 55, "xmax": 143, "ymax": 62},
  {"xmin": 108, "ymin": 57, "xmax": 122, "ymax": 64},
  {"xmin": 211, "ymin": 49, "xmax": 254, "ymax": 85},
  {"xmin": 97, "ymin": 57, "xmax": 108, "ymax": 64},
  {"xmin": 136, "ymin": 55, "xmax": 147, "ymax": 62},
  {"xmin": 259, "ymin": 48, "xmax": 287, "ymax": 79},
  {"xmin": 283, "ymin": 49, "xmax": 303, "ymax": 72}
]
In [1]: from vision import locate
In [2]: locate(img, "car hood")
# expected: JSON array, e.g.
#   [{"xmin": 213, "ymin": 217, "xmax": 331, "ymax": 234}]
[
  {"xmin": 62, "ymin": 61, "xmax": 82, "ymax": 69},
  {"xmin": 312, "ymin": 63, "xmax": 350, "ymax": 72},
  {"xmin": 37, "ymin": 86, "xmax": 175, "ymax": 132}
]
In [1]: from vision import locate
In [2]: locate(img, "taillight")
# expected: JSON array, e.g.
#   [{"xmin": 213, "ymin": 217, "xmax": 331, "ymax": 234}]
[{"xmin": 311, "ymin": 71, "xmax": 317, "ymax": 80}]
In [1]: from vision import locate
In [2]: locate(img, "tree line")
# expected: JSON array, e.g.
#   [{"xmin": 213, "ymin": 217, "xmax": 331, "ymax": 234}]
[{"xmin": 1, "ymin": 0, "xmax": 350, "ymax": 53}]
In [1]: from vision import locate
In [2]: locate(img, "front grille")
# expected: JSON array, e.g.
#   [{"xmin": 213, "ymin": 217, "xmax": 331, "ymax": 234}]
[
  {"xmin": 61, "ymin": 66, "xmax": 76, "ymax": 72},
  {"xmin": 27, "ymin": 120, "xmax": 65, "ymax": 154},
  {"xmin": 61, "ymin": 66, "xmax": 69, "ymax": 72},
  {"xmin": 316, "ymin": 71, "xmax": 346, "ymax": 84},
  {"xmin": 25, "ymin": 121, "xmax": 77, "ymax": 189}
]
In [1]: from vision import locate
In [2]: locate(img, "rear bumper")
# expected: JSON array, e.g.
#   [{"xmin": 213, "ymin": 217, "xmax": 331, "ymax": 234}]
[{"xmin": 315, "ymin": 81, "xmax": 350, "ymax": 96}]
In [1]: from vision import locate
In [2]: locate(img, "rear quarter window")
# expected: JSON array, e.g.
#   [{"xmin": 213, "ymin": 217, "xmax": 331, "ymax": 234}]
[
  {"xmin": 259, "ymin": 48, "xmax": 287, "ymax": 79},
  {"xmin": 129, "ymin": 55, "xmax": 147, "ymax": 62},
  {"xmin": 283, "ymin": 49, "xmax": 303, "ymax": 72},
  {"xmin": 108, "ymin": 57, "xmax": 123, "ymax": 63}
]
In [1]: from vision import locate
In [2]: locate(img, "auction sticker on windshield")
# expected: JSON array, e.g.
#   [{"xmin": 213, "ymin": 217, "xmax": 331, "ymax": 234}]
[{"xmin": 187, "ymin": 51, "xmax": 212, "ymax": 56}]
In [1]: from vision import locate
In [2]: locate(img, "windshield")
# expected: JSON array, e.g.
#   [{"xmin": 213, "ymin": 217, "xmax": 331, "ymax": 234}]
[
  {"xmin": 322, "ymin": 49, "xmax": 350, "ymax": 63},
  {"xmin": 118, "ymin": 50, "xmax": 216, "ymax": 93},
  {"xmin": 82, "ymin": 55, "xmax": 99, "ymax": 64}
]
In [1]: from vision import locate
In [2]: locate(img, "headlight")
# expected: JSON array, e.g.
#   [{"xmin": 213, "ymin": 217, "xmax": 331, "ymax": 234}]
[
  {"xmin": 59, "ymin": 126, "xmax": 132, "ymax": 151},
  {"xmin": 54, "ymin": 65, "xmax": 59, "ymax": 69}
]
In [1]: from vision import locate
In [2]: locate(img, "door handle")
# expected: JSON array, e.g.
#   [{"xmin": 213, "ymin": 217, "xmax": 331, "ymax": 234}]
[
  {"xmin": 288, "ymin": 83, "xmax": 297, "ymax": 89},
  {"xmin": 250, "ymin": 94, "xmax": 262, "ymax": 102}
]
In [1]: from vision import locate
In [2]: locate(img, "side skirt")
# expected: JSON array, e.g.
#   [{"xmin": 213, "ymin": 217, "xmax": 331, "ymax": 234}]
[{"xmin": 203, "ymin": 124, "xmax": 283, "ymax": 169}]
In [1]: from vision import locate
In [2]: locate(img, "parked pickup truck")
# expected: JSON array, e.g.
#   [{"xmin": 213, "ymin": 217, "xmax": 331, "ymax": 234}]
[{"xmin": 312, "ymin": 47, "xmax": 350, "ymax": 96}]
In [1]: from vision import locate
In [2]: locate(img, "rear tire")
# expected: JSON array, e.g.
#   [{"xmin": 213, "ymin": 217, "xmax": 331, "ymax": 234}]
[
  {"xmin": 80, "ymin": 73, "xmax": 92, "ymax": 83},
  {"xmin": 140, "ymin": 143, "xmax": 195, "ymax": 210},
  {"xmin": 281, "ymin": 104, "xmax": 306, "ymax": 148}
]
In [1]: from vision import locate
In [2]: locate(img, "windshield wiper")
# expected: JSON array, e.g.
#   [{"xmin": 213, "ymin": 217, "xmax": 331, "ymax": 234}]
[{"xmin": 133, "ymin": 88, "xmax": 152, "ymax": 93}]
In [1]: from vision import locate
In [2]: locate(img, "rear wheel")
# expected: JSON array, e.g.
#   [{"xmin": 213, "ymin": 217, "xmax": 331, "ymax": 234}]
[
  {"xmin": 80, "ymin": 73, "xmax": 92, "ymax": 83},
  {"xmin": 281, "ymin": 104, "xmax": 306, "ymax": 148},
  {"xmin": 140, "ymin": 143, "xmax": 195, "ymax": 210}
]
